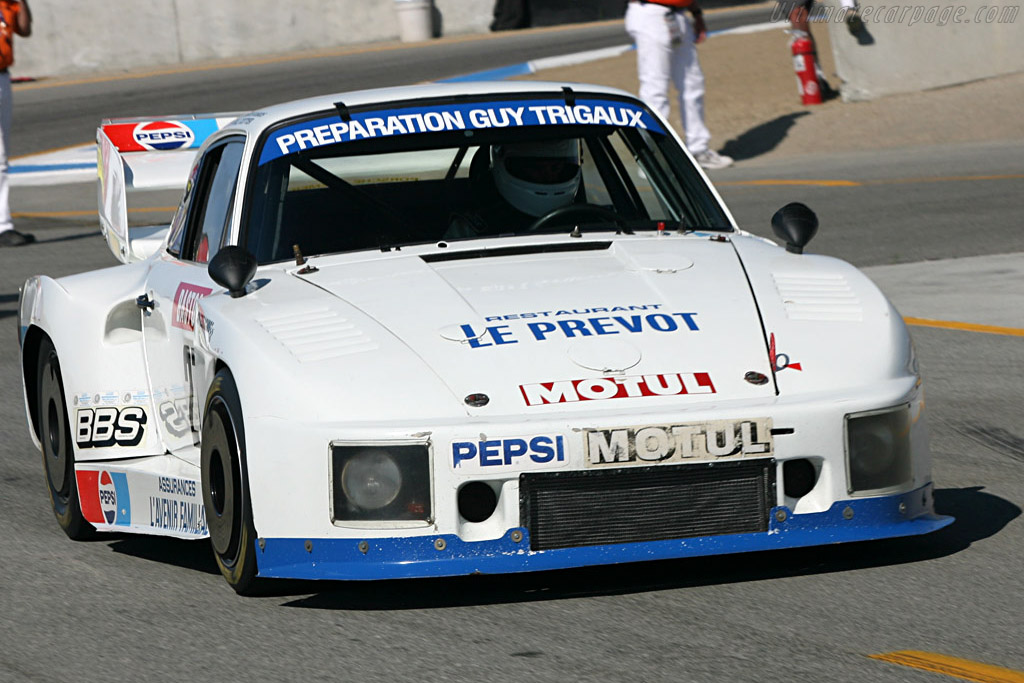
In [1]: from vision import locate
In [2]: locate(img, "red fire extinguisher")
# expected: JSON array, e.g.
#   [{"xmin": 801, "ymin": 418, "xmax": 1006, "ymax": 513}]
[{"xmin": 791, "ymin": 31, "xmax": 822, "ymax": 105}]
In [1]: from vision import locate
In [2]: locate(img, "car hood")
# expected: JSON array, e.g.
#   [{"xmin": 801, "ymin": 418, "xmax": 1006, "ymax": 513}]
[{"xmin": 295, "ymin": 237, "xmax": 775, "ymax": 415}]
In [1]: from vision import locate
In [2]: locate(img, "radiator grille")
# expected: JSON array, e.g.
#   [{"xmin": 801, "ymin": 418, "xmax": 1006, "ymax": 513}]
[{"xmin": 520, "ymin": 459, "xmax": 775, "ymax": 551}]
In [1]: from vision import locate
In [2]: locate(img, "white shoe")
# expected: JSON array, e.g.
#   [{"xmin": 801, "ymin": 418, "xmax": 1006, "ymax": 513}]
[{"xmin": 694, "ymin": 149, "xmax": 734, "ymax": 170}]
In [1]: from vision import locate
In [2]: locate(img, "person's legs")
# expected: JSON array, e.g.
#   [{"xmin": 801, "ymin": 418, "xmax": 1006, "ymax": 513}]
[
  {"xmin": 490, "ymin": 0, "xmax": 530, "ymax": 31},
  {"xmin": 788, "ymin": 0, "xmax": 812, "ymax": 33},
  {"xmin": 0, "ymin": 71, "xmax": 34, "ymax": 246},
  {"xmin": 788, "ymin": 0, "xmax": 831, "ymax": 88},
  {"xmin": 626, "ymin": 3, "xmax": 674, "ymax": 121},
  {"xmin": 0, "ymin": 71, "xmax": 12, "ymax": 235},
  {"xmin": 669, "ymin": 13, "xmax": 711, "ymax": 155}
]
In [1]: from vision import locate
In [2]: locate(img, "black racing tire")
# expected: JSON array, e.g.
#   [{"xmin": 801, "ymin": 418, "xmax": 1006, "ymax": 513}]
[
  {"xmin": 201, "ymin": 368, "xmax": 263, "ymax": 595},
  {"xmin": 37, "ymin": 336, "xmax": 95, "ymax": 540}
]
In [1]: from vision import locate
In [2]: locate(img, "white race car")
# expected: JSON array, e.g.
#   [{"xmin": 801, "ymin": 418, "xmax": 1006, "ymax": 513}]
[{"xmin": 19, "ymin": 82, "xmax": 951, "ymax": 593}]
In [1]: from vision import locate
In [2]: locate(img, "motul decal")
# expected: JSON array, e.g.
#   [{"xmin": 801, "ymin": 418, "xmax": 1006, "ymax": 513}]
[
  {"xmin": 171, "ymin": 282, "xmax": 212, "ymax": 331},
  {"xmin": 520, "ymin": 372, "xmax": 715, "ymax": 406},
  {"xmin": 585, "ymin": 418, "xmax": 773, "ymax": 466}
]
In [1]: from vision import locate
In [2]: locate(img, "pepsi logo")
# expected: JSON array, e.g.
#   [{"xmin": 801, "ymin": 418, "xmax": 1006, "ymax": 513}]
[
  {"xmin": 132, "ymin": 120, "xmax": 195, "ymax": 151},
  {"xmin": 98, "ymin": 470, "xmax": 118, "ymax": 524}
]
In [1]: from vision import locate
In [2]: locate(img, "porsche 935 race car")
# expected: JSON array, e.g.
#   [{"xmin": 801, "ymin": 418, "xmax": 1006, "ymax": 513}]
[{"xmin": 19, "ymin": 81, "xmax": 952, "ymax": 593}]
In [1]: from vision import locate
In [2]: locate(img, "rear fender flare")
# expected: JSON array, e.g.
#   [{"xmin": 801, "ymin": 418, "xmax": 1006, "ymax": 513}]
[{"xmin": 19, "ymin": 270, "xmax": 166, "ymax": 461}]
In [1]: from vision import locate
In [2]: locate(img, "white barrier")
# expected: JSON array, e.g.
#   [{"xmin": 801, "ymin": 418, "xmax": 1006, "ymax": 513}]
[{"xmin": 826, "ymin": 0, "xmax": 1024, "ymax": 100}]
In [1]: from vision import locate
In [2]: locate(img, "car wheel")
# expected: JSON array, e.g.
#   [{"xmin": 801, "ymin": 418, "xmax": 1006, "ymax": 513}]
[
  {"xmin": 37, "ymin": 336, "xmax": 95, "ymax": 540},
  {"xmin": 201, "ymin": 368, "xmax": 262, "ymax": 594}
]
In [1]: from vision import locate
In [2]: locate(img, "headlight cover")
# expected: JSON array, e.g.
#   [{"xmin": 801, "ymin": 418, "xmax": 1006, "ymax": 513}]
[
  {"xmin": 845, "ymin": 404, "xmax": 913, "ymax": 495},
  {"xmin": 331, "ymin": 444, "xmax": 432, "ymax": 523}
]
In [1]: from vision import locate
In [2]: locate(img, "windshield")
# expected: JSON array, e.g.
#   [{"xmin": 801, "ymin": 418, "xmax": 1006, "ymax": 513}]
[{"xmin": 243, "ymin": 95, "xmax": 731, "ymax": 263}]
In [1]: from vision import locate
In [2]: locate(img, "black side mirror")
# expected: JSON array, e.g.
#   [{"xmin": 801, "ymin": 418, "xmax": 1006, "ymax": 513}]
[
  {"xmin": 771, "ymin": 202, "xmax": 819, "ymax": 254},
  {"xmin": 208, "ymin": 246, "xmax": 258, "ymax": 298}
]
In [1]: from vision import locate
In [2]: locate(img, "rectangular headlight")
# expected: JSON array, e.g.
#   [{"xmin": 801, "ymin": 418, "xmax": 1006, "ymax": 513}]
[
  {"xmin": 845, "ymin": 405, "xmax": 913, "ymax": 495},
  {"xmin": 330, "ymin": 443, "xmax": 432, "ymax": 523}
]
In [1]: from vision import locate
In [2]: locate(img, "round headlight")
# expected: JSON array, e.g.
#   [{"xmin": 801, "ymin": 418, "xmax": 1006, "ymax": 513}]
[
  {"xmin": 341, "ymin": 450, "xmax": 402, "ymax": 510},
  {"xmin": 849, "ymin": 423, "xmax": 895, "ymax": 476}
]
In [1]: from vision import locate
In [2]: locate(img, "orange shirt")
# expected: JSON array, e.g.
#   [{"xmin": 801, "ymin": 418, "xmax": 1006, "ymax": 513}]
[
  {"xmin": 646, "ymin": 0, "xmax": 696, "ymax": 8},
  {"xmin": 0, "ymin": 1, "xmax": 27, "ymax": 70}
]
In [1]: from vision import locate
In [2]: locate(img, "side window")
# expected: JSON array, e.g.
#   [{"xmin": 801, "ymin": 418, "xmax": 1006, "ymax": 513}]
[
  {"xmin": 167, "ymin": 162, "xmax": 201, "ymax": 257},
  {"xmin": 181, "ymin": 140, "xmax": 246, "ymax": 263}
]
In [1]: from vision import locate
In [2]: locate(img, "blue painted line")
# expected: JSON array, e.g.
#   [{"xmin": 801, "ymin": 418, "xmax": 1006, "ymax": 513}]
[
  {"xmin": 11, "ymin": 163, "xmax": 95, "ymax": 173},
  {"xmin": 438, "ymin": 63, "xmax": 534, "ymax": 83}
]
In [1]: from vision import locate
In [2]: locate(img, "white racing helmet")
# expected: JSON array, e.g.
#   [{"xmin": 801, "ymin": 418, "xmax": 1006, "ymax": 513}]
[{"xmin": 492, "ymin": 140, "xmax": 582, "ymax": 217}]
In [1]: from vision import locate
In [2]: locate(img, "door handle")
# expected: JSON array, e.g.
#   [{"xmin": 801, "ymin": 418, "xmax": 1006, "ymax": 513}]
[{"xmin": 136, "ymin": 293, "xmax": 155, "ymax": 311}]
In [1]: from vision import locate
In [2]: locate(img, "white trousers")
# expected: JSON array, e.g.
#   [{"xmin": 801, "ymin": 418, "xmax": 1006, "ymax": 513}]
[
  {"xmin": 625, "ymin": 2, "xmax": 711, "ymax": 155},
  {"xmin": 0, "ymin": 71, "xmax": 11, "ymax": 234}
]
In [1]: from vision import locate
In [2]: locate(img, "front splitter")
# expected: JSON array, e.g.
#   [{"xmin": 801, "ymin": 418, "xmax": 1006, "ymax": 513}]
[{"xmin": 255, "ymin": 483, "xmax": 952, "ymax": 581}]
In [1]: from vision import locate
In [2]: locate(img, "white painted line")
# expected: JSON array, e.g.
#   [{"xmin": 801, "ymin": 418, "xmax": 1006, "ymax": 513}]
[
  {"xmin": 530, "ymin": 44, "xmax": 635, "ymax": 72},
  {"xmin": 11, "ymin": 168, "xmax": 95, "ymax": 187},
  {"xmin": 711, "ymin": 21, "xmax": 785, "ymax": 36},
  {"xmin": 11, "ymin": 143, "xmax": 96, "ymax": 187}
]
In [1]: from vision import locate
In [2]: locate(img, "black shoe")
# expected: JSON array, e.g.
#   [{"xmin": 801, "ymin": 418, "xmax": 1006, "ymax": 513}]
[
  {"xmin": 0, "ymin": 229, "xmax": 36, "ymax": 246},
  {"xmin": 820, "ymin": 80, "xmax": 840, "ymax": 101},
  {"xmin": 846, "ymin": 11, "xmax": 865, "ymax": 34}
]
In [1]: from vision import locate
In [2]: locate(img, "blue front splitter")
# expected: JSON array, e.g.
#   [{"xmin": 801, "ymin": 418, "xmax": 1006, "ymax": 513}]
[{"xmin": 255, "ymin": 483, "xmax": 952, "ymax": 580}]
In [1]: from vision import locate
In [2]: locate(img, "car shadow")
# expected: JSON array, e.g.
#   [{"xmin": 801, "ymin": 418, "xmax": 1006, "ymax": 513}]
[
  {"xmin": 33, "ymin": 230, "xmax": 103, "ymax": 245},
  {"xmin": 720, "ymin": 111, "xmax": 811, "ymax": 162},
  {"xmin": 276, "ymin": 486, "xmax": 1018, "ymax": 609},
  {"xmin": 1, "ymin": 292, "xmax": 19, "ymax": 320},
  {"xmin": 108, "ymin": 535, "xmax": 221, "ymax": 575}
]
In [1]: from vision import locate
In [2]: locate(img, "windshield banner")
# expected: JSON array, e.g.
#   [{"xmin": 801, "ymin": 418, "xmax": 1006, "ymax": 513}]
[{"xmin": 258, "ymin": 99, "xmax": 663, "ymax": 165}]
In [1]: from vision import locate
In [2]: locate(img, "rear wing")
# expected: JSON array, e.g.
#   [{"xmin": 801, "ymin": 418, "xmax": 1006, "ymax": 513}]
[{"xmin": 96, "ymin": 114, "xmax": 242, "ymax": 263}]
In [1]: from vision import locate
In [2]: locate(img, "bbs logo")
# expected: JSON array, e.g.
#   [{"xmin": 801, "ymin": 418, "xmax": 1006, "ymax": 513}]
[
  {"xmin": 132, "ymin": 121, "xmax": 195, "ymax": 151},
  {"xmin": 76, "ymin": 407, "xmax": 148, "ymax": 449}
]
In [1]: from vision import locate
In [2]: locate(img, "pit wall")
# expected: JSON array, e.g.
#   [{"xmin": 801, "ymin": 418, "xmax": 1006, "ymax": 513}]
[
  {"xmin": 825, "ymin": 0, "xmax": 1024, "ymax": 100},
  {"xmin": 13, "ymin": 0, "xmax": 493, "ymax": 79}
]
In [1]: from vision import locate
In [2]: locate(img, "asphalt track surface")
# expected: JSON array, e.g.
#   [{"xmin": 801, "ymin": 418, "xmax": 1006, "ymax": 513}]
[{"xmin": 2, "ymin": 13, "xmax": 1023, "ymax": 683}]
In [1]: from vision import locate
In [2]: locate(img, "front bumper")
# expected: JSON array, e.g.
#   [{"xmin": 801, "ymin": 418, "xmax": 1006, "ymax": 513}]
[{"xmin": 255, "ymin": 483, "xmax": 952, "ymax": 581}]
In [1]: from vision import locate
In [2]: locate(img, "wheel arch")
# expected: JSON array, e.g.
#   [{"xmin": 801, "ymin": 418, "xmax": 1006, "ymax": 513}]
[
  {"xmin": 21, "ymin": 324, "xmax": 48, "ymax": 445},
  {"xmin": 201, "ymin": 364, "xmax": 263, "ymax": 593},
  {"xmin": 18, "ymin": 268, "xmax": 167, "ymax": 461}
]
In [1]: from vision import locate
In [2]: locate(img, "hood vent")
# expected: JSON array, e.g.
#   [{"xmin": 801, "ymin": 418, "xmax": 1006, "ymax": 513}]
[
  {"xmin": 772, "ymin": 272, "xmax": 862, "ymax": 321},
  {"xmin": 421, "ymin": 241, "xmax": 611, "ymax": 263},
  {"xmin": 256, "ymin": 308, "xmax": 378, "ymax": 363}
]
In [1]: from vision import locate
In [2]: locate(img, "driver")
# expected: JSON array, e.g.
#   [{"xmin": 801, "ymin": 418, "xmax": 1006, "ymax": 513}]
[{"xmin": 447, "ymin": 139, "xmax": 582, "ymax": 239}]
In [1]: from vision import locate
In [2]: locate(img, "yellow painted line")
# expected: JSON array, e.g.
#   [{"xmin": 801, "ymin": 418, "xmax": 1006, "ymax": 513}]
[
  {"xmin": 869, "ymin": 651, "xmax": 1024, "ymax": 683},
  {"xmin": 719, "ymin": 174, "xmax": 1024, "ymax": 189},
  {"xmin": 11, "ymin": 141, "xmax": 94, "ymax": 161},
  {"xmin": 718, "ymin": 179, "xmax": 862, "ymax": 187},
  {"xmin": 863, "ymin": 174, "xmax": 1024, "ymax": 185},
  {"xmin": 13, "ymin": 207, "xmax": 176, "ymax": 218},
  {"xmin": 905, "ymin": 316, "xmax": 1024, "ymax": 338}
]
